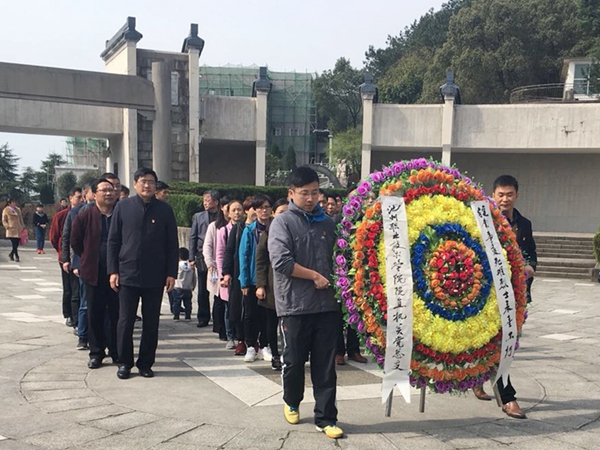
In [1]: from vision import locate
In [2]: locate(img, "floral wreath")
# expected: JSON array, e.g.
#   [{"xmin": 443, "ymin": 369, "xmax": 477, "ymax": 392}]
[{"xmin": 334, "ymin": 159, "xmax": 527, "ymax": 394}]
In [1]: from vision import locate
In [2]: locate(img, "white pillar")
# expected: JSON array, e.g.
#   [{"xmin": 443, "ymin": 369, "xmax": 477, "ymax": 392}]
[
  {"xmin": 255, "ymin": 90, "xmax": 268, "ymax": 186},
  {"xmin": 361, "ymin": 92, "xmax": 375, "ymax": 180},
  {"xmin": 441, "ymin": 95, "xmax": 455, "ymax": 166},
  {"xmin": 152, "ymin": 61, "xmax": 172, "ymax": 181},
  {"xmin": 188, "ymin": 48, "xmax": 200, "ymax": 182}
]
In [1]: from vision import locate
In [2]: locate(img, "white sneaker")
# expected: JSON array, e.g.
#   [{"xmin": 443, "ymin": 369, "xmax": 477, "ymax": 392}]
[
  {"xmin": 244, "ymin": 346, "xmax": 257, "ymax": 362},
  {"xmin": 225, "ymin": 339, "xmax": 235, "ymax": 349},
  {"xmin": 261, "ymin": 346, "xmax": 273, "ymax": 362}
]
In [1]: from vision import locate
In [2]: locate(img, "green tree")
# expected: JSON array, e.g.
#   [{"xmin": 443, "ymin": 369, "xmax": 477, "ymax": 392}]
[
  {"xmin": 330, "ymin": 128, "xmax": 362, "ymax": 176},
  {"xmin": 379, "ymin": 51, "xmax": 432, "ymax": 104},
  {"xmin": 265, "ymin": 144, "xmax": 282, "ymax": 184},
  {"xmin": 77, "ymin": 169, "xmax": 102, "ymax": 187},
  {"xmin": 314, "ymin": 58, "xmax": 364, "ymax": 132},
  {"xmin": 38, "ymin": 183, "xmax": 55, "ymax": 205},
  {"xmin": 282, "ymin": 145, "xmax": 297, "ymax": 171},
  {"xmin": 19, "ymin": 166, "xmax": 38, "ymax": 203},
  {"xmin": 0, "ymin": 143, "xmax": 22, "ymax": 202},
  {"xmin": 57, "ymin": 172, "xmax": 77, "ymax": 198}
]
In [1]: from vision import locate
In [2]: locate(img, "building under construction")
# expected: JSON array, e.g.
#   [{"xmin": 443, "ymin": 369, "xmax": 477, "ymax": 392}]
[
  {"xmin": 65, "ymin": 137, "xmax": 108, "ymax": 169},
  {"xmin": 199, "ymin": 65, "xmax": 317, "ymax": 165}
]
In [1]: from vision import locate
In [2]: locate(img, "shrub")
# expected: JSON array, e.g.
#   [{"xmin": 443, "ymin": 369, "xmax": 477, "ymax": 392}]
[
  {"xmin": 170, "ymin": 182, "xmax": 346, "ymax": 200},
  {"xmin": 594, "ymin": 228, "xmax": 600, "ymax": 264},
  {"xmin": 168, "ymin": 194, "xmax": 203, "ymax": 227}
]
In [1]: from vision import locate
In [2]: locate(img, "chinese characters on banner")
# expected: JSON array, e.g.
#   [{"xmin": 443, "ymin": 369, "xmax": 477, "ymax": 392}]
[
  {"xmin": 381, "ymin": 196, "xmax": 413, "ymax": 404},
  {"xmin": 471, "ymin": 200, "xmax": 518, "ymax": 386}
]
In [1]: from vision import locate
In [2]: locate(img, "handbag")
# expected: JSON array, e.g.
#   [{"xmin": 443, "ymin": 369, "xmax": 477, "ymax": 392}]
[{"xmin": 19, "ymin": 228, "xmax": 28, "ymax": 245}]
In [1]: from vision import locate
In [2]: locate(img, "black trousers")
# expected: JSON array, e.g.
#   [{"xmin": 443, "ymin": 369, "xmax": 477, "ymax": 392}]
[
  {"xmin": 243, "ymin": 289, "xmax": 267, "ymax": 347},
  {"xmin": 60, "ymin": 264, "xmax": 73, "ymax": 319},
  {"xmin": 212, "ymin": 296, "xmax": 227, "ymax": 339},
  {"xmin": 116, "ymin": 285, "xmax": 163, "ymax": 370},
  {"xmin": 497, "ymin": 376, "xmax": 517, "ymax": 404},
  {"xmin": 281, "ymin": 311, "xmax": 340, "ymax": 427},
  {"xmin": 336, "ymin": 313, "xmax": 361, "ymax": 357},
  {"xmin": 86, "ymin": 270, "xmax": 119, "ymax": 360},
  {"xmin": 9, "ymin": 237, "xmax": 19, "ymax": 259},
  {"xmin": 69, "ymin": 270, "xmax": 80, "ymax": 325},
  {"xmin": 263, "ymin": 306, "xmax": 279, "ymax": 357},
  {"xmin": 196, "ymin": 268, "xmax": 211, "ymax": 323}
]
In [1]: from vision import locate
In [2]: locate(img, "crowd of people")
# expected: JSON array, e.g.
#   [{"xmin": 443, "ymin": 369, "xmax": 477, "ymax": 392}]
[{"xmin": 2, "ymin": 166, "xmax": 535, "ymax": 437}]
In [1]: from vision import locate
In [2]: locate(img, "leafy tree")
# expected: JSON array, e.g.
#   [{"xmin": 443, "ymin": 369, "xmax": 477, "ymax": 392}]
[
  {"xmin": 330, "ymin": 128, "xmax": 362, "ymax": 176},
  {"xmin": 19, "ymin": 167, "xmax": 38, "ymax": 203},
  {"xmin": 0, "ymin": 143, "xmax": 22, "ymax": 202},
  {"xmin": 379, "ymin": 51, "xmax": 432, "ymax": 104},
  {"xmin": 77, "ymin": 169, "xmax": 102, "ymax": 188},
  {"xmin": 314, "ymin": 58, "xmax": 364, "ymax": 132},
  {"xmin": 57, "ymin": 172, "xmax": 77, "ymax": 198},
  {"xmin": 38, "ymin": 183, "xmax": 55, "ymax": 205},
  {"xmin": 282, "ymin": 145, "xmax": 297, "ymax": 171},
  {"xmin": 39, "ymin": 152, "xmax": 66, "ymax": 189}
]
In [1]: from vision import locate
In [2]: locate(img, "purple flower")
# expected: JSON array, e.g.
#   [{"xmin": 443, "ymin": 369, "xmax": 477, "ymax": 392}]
[
  {"xmin": 348, "ymin": 313, "xmax": 360, "ymax": 324},
  {"xmin": 349, "ymin": 196, "xmax": 362, "ymax": 209},
  {"xmin": 383, "ymin": 166, "xmax": 393, "ymax": 178},
  {"xmin": 336, "ymin": 277, "xmax": 350, "ymax": 289},
  {"xmin": 341, "ymin": 219, "xmax": 352, "ymax": 230},
  {"xmin": 347, "ymin": 305, "xmax": 357, "ymax": 315},
  {"xmin": 392, "ymin": 162, "xmax": 405, "ymax": 175},
  {"xmin": 458, "ymin": 381, "xmax": 469, "ymax": 391},
  {"xmin": 370, "ymin": 171, "xmax": 384, "ymax": 183},
  {"xmin": 406, "ymin": 161, "xmax": 414, "ymax": 171},
  {"xmin": 335, "ymin": 255, "xmax": 347, "ymax": 267},
  {"xmin": 342, "ymin": 205, "xmax": 355, "ymax": 217},
  {"xmin": 376, "ymin": 355, "xmax": 385, "ymax": 365},
  {"xmin": 335, "ymin": 268, "xmax": 346, "ymax": 276},
  {"xmin": 341, "ymin": 290, "xmax": 352, "ymax": 301},
  {"xmin": 337, "ymin": 238, "xmax": 348, "ymax": 249},
  {"xmin": 356, "ymin": 185, "xmax": 368, "ymax": 197},
  {"xmin": 357, "ymin": 321, "xmax": 365, "ymax": 333}
]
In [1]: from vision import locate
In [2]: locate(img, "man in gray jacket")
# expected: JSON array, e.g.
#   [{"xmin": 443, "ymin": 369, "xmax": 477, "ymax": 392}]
[{"xmin": 268, "ymin": 166, "xmax": 343, "ymax": 440}]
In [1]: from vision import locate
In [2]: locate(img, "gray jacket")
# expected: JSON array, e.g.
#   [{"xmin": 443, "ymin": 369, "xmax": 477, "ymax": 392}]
[
  {"xmin": 175, "ymin": 260, "xmax": 197, "ymax": 291},
  {"xmin": 268, "ymin": 201, "xmax": 338, "ymax": 317}
]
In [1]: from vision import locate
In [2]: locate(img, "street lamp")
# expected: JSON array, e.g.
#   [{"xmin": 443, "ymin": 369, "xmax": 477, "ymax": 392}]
[{"xmin": 312, "ymin": 128, "xmax": 331, "ymax": 164}]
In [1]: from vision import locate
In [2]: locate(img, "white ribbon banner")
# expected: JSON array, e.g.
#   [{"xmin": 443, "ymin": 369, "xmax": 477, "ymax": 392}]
[
  {"xmin": 470, "ymin": 200, "xmax": 518, "ymax": 386},
  {"xmin": 381, "ymin": 196, "xmax": 413, "ymax": 404}
]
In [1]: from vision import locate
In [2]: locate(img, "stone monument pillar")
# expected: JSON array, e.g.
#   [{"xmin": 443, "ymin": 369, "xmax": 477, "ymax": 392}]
[
  {"xmin": 151, "ymin": 60, "xmax": 172, "ymax": 181},
  {"xmin": 253, "ymin": 67, "xmax": 272, "ymax": 186},
  {"xmin": 360, "ymin": 74, "xmax": 378, "ymax": 181},
  {"xmin": 440, "ymin": 72, "xmax": 460, "ymax": 166}
]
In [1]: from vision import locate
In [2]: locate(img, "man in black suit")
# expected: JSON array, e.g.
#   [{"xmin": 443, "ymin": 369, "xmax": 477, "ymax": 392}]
[
  {"xmin": 189, "ymin": 190, "xmax": 220, "ymax": 327},
  {"xmin": 108, "ymin": 168, "xmax": 178, "ymax": 379}
]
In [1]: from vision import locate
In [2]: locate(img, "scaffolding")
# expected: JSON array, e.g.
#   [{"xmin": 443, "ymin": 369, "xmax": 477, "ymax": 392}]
[
  {"xmin": 65, "ymin": 137, "xmax": 108, "ymax": 169},
  {"xmin": 199, "ymin": 65, "xmax": 317, "ymax": 164}
]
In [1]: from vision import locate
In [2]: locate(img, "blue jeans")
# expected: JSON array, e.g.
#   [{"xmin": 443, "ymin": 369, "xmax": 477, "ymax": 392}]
[
  {"xmin": 77, "ymin": 279, "xmax": 88, "ymax": 340},
  {"xmin": 173, "ymin": 289, "xmax": 192, "ymax": 318},
  {"xmin": 35, "ymin": 227, "xmax": 45, "ymax": 250}
]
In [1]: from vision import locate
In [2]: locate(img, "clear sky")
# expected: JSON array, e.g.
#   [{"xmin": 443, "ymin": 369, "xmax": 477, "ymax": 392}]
[{"xmin": 0, "ymin": 0, "xmax": 446, "ymax": 172}]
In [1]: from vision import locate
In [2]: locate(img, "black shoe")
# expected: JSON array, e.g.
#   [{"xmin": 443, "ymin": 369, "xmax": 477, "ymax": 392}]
[
  {"xmin": 196, "ymin": 321, "xmax": 209, "ymax": 328},
  {"xmin": 117, "ymin": 365, "xmax": 131, "ymax": 379},
  {"xmin": 73, "ymin": 328, "xmax": 79, "ymax": 336},
  {"xmin": 88, "ymin": 358, "xmax": 102, "ymax": 369},
  {"xmin": 76, "ymin": 338, "xmax": 88, "ymax": 350},
  {"xmin": 65, "ymin": 318, "xmax": 74, "ymax": 327},
  {"xmin": 271, "ymin": 358, "xmax": 282, "ymax": 372},
  {"xmin": 138, "ymin": 367, "xmax": 154, "ymax": 378},
  {"xmin": 14, "ymin": 256, "xmax": 19, "ymax": 263},
  {"xmin": 135, "ymin": 315, "xmax": 142, "ymax": 322},
  {"xmin": 8, "ymin": 253, "xmax": 14, "ymax": 261}
]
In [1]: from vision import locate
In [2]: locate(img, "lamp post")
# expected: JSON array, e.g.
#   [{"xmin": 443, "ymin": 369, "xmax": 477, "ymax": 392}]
[{"xmin": 312, "ymin": 128, "xmax": 331, "ymax": 164}]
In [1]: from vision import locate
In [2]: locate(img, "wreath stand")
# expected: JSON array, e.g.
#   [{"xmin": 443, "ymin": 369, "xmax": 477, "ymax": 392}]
[{"xmin": 384, "ymin": 384, "xmax": 502, "ymax": 416}]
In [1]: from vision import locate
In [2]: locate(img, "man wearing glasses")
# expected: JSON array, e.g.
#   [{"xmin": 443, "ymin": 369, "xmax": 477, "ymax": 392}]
[
  {"xmin": 108, "ymin": 168, "xmax": 178, "ymax": 379},
  {"xmin": 71, "ymin": 178, "xmax": 119, "ymax": 369}
]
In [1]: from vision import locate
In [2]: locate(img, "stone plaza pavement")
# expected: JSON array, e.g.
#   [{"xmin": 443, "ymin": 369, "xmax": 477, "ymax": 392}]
[{"xmin": 1, "ymin": 241, "xmax": 600, "ymax": 450}]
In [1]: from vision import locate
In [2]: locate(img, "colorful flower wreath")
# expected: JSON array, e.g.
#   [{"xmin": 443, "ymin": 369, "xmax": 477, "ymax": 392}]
[{"xmin": 334, "ymin": 159, "xmax": 527, "ymax": 394}]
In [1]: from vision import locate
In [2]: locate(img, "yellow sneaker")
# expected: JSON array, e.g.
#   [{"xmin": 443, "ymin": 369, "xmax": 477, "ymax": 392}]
[
  {"xmin": 316, "ymin": 424, "xmax": 344, "ymax": 439},
  {"xmin": 284, "ymin": 404, "xmax": 299, "ymax": 424}
]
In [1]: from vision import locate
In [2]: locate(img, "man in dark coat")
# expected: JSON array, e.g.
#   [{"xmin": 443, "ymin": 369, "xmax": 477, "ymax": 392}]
[
  {"xmin": 71, "ymin": 178, "xmax": 119, "ymax": 369},
  {"xmin": 189, "ymin": 190, "xmax": 220, "ymax": 327},
  {"xmin": 108, "ymin": 168, "xmax": 178, "ymax": 379}
]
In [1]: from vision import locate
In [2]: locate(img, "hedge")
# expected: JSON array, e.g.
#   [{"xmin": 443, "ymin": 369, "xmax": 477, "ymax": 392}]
[
  {"xmin": 594, "ymin": 228, "xmax": 600, "ymax": 264},
  {"xmin": 168, "ymin": 182, "xmax": 347, "ymax": 227}
]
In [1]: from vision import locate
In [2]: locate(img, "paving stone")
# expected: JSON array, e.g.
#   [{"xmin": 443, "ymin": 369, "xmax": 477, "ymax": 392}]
[
  {"xmin": 21, "ymin": 425, "xmax": 111, "ymax": 449},
  {"xmin": 23, "ymin": 388, "xmax": 95, "ymax": 403},
  {"xmin": 34, "ymin": 396, "xmax": 111, "ymax": 413},
  {"xmin": 222, "ymin": 428, "xmax": 289, "ymax": 449},
  {"xmin": 149, "ymin": 443, "xmax": 213, "ymax": 450},
  {"xmin": 51, "ymin": 404, "xmax": 132, "ymax": 423},
  {"xmin": 550, "ymin": 431, "xmax": 600, "ymax": 450},
  {"xmin": 20, "ymin": 381, "xmax": 86, "ymax": 391},
  {"xmin": 21, "ymin": 372, "xmax": 86, "ymax": 382},
  {"xmin": 122, "ymin": 418, "xmax": 197, "ymax": 441},
  {"xmin": 280, "ymin": 430, "xmax": 339, "ymax": 449},
  {"xmin": 84, "ymin": 411, "xmax": 161, "ymax": 433},
  {"xmin": 172, "ymin": 424, "xmax": 243, "ymax": 447},
  {"xmin": 382, "ymin": 433, "xmax": 455, "ymax": 450},
  {"xmin": 78, "ymin": 434, "xmax": 163, "ymax": 450},
  {"xmin": 338, "ymin": 433, "xmax": 401, "ymax": 449}
]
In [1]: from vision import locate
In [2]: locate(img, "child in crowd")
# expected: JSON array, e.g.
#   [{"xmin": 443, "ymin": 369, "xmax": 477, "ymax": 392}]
[
  {"xmin": 33, "ymin": 203, "xmax": 49, "ymax": 254},
  {"xmin": 173, "ymin": 247, "xmax": 197, "ymax": 321}
]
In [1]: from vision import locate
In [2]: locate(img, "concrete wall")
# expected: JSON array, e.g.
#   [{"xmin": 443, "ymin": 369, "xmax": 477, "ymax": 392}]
[
  {"xmin": 370, "ymin": 150, "xmax": 600, "ymax": 233},
  {"xmin": 200, "ymin": 96, "xmax": 256, "ymax": 142},
  {"xmin": 453, "ymin": 104, "xmax": 600, "ymax": 151},
  {"xmin": 199, "ymin": 139, "xmax": 256, "ymax": 185},
  {"xmin": 0, "ymin": 98, "xmax": 122, "ymax": 137},
  {"xmin": 372, "ymin": 104, "xmax": 443, "ymax": 149}
]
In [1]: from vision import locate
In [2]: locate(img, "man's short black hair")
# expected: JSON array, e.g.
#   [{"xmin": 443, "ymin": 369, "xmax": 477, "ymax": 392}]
[
  {"xmin": 493, "ymin": 175, "xmax": 519, "ymax": 193},
  {"xmin": 203, "ymin": 189, "xmax": 221, "ymax": 202},
  {"xmin": 92, "ymin": 178, "xmax": 114, "ymax": 193},
  {"xmin": 69, "ymin": 187, "xmax": 83, "ymax": 197},
  {"xmin": 273, "ymin": 198, "xmax": 288, "ymax": 211},
  {"xmin": 120, "ymin": 186, "xmax": 130, "ymax": 195},
  {"xmin": 36, "ymin": 203, "xmax": 44, "ymax": 208},
  {"xmin": 326, "ymin": 193, "xmax": 336, "ymax": 202},
  {"xmin": 156, "ymin": 181, "xmax": 170, "ymax": 191},
  {"xmin": 60, "ymin": 197, "xmax": 67, "ymax": 203},
  {"xmin": 289, "ymin": 166, "xmax": 319, "ymax": 189},
  {"xmin": 134, "ymin": 167, "xmax": 158, "ymax": 182},
  {"xmin": 100, "ymin": 172, "xmax": 118, "ymax": 180},
  {"xmin": 178, "ymin": 247, "xmax": 190, "ymax": 260},
  {"xmin": 252, "ymin": 194, "xmax": 273, "ymax": 209}
]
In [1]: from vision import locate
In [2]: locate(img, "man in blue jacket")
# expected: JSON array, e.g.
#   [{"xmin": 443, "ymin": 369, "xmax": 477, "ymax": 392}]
[
  {"xmin": 108, "ymin": 168, "xmax": 178, "ymax": 380},
  {"xmin": 268, "ymin": 167, "xmax": 343, "ymax": 439}
]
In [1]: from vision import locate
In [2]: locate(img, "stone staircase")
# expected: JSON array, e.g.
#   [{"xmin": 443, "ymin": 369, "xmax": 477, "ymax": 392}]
[{"xmin": 534, "ymin": 233, "xmax": 596, "ymax": 280}]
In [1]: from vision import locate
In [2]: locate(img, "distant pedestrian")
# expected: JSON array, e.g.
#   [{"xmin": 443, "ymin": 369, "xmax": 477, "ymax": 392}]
[
  {"xmin": 120, "ymin": 186, "xmax": 130, "ymax": 200},
  {"xmin": 155, "ymin": 181, "xmax": 170, "ymax": 202},
  {"xmin": 108, "ymin": 168, "xmax": 178, "ymax": 379},
  {"xmin": 33, "ymin": 204, "xmax": 49, "ymax": 254},
  {"xmin": 173, "ymin": 247, "xmax": 196, "ymax": 321},
  {"xmin": 2, "ymin": 198, "xmax": 25, "ymax": 263}
]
